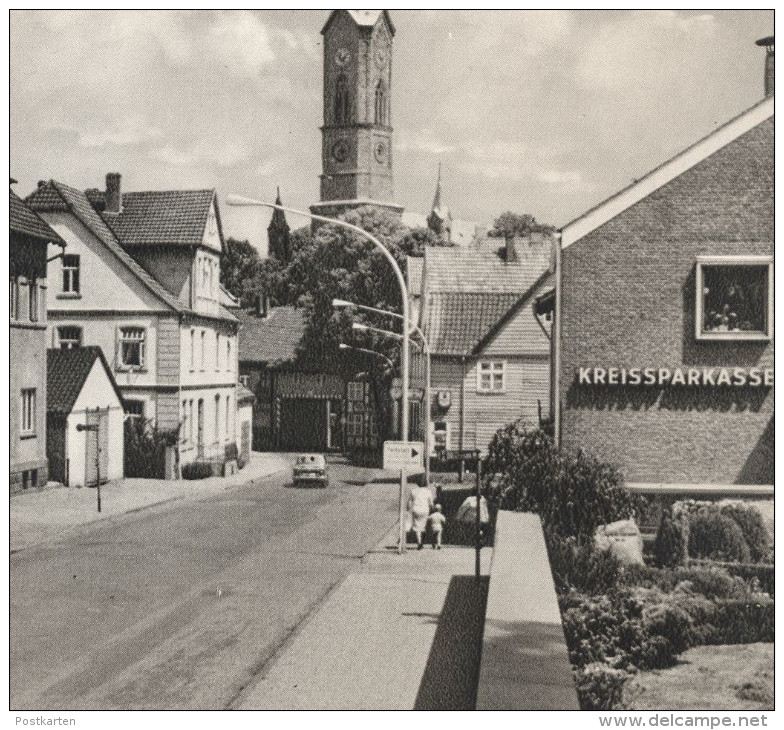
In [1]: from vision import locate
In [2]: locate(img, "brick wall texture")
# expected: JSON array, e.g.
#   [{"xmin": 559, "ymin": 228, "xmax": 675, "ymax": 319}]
[{"xmin": 560, "ymin": 117, "xmax": 774, "ymax": 485}]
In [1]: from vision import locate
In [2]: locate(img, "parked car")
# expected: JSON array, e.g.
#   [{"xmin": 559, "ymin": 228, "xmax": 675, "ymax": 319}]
[{"xmin": 292, "ymin": 454, "xmax": 328, "ymax": 488}]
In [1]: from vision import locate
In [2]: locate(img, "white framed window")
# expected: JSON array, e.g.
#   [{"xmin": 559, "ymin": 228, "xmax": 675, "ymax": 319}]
[
  {"xmin": 28, "ymin": 277, "xmax": 38, "ymax": 322},
  {"xmin": 124, "ymin": 400, "xmax": 145, "ymax": 421},
  {"xmin": 239, "ymin": 374, "xmax": 250, "ymax": 388},
  {"xmin": 215, "ymin": 332, "xmax": 221, "ymax": 372},
  {"xmin": 477, "ymin": 360, "xmax": 506, "ymax": 393},
  {"xmin": 20, "ymin": 388, "xmax": 36, "ymax": 435},
  {"xmin": 696, "ymin": 256, "xmax": 773, "ymax": 341},
  {"xmin": 62, "ymin": 254, "xmax": 80, "ymax": 294},
  {"xmin": 189, "ymin": 399, "xmax": 195, "ymax": 444},
  {"xmin": 214, "ymin": 394, "xmax": 221, "ymax": 445},
  {"xmin": 190, "ymin": 328, "xmax": 195, "ymax": 371},
  {"xmin": 181, "ymin": 399, "xmax": 189, "ymax": 443},
  {"xmin": 10, "ymin": 264, "xmax": 18, "ymax": 320},
  {"xmin": 429, "ymin": 420, "xmax": 451, "ymax": 455},
  {"xmin": 226, "ymin": 340, "xmax": 232, "ymax": 372},
  {"xmin": 225, "ymin": 395, "xmax": 231, "ymax": 444},
  {"xmin": 118, "ymin": 327, "xmax": 145, "ymax": 369},
  {"xmin": 200, "ymin": 330, "xmax": 206, "ymax": 371},
  {"xmin": 57, "ymin": 326, "xmax": 82, "ymax": 350}
]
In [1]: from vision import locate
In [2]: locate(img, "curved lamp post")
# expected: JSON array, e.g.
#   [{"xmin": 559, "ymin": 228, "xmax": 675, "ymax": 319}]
[
  {"xmin": 226, "ymin": 196, "xmax": 411, "ymax": 443},
  {"xmin": 338, "ymin": 342, "xmax": 395, "ymax": 370}
]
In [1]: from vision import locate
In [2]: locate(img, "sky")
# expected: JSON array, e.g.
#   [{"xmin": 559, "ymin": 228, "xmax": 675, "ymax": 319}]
[{"xmin": 9, "ymin": 9, "xmax": 774, "ymax": 252}]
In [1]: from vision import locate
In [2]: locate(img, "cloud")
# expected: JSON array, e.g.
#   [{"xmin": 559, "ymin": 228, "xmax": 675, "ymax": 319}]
[
  {"xmin": 68, "ymin": 116, "xmax": 163, "ymax": 148},
  {"xmin": 208, "ymin": 11, "xmax": 276, "ymax": 77},
  {"xmin": 576, "ymin": 11, "xmax": 716, "ymax": 93},
  {"xmin": 150, "ymin": 138, "xmax": 252, "ymax": 168},
  {"xmin": 396, "ymin": 129, "xmax": 457, "ymax": 156}
]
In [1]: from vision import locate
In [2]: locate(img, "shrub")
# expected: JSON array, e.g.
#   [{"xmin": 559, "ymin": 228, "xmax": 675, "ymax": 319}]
[
  {"xmin": 673, "ymin": 566, "xmax": 748, "ymax": 600},
  {"xmin": 643, "ymin": 603, "xmax": 694, "ymax": 655},
  {"xmin": 719, "ymin": 503, "xmax": 771, "ymax": 563},
  {"xmin": 182, "ymin": 461, "xmax": 214, "ymax": 480},
  {"xmin": 124, "ymin": 418, "xmax": 168, "ymax": 479},
  {"xmin": 713, "ymin": 562, "xmax": 775, "ymax": 598},
  {"xmin": 688, "ymin": 508, "xmax": 751, "ymax": 563},
  {"xmin": 225, "ymin": 442, "xmax": 239, "ymax": 462},
  {"xmin": 654, "ymin": 508, "xmax": 688, "ymax": 567},
  {"xmin": 706, "ymin": 599, "xmax": 775, "ymax": 645},
  {"xmin": 486, "ymin": 423, "xmax": 642, "ymax": 538},
  {"xmin": 575, "ymin": 663, "xmax": 629, "ymax": 711},
  {"xmin": 546, "ymin": 533, "xmax": 621, "ymax": 595}
]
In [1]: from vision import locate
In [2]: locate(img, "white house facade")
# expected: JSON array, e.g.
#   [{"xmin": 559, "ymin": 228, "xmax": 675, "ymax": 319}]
[{"xmin": 27, "ymin": 176, "xmax": 241, "ymax": 472}]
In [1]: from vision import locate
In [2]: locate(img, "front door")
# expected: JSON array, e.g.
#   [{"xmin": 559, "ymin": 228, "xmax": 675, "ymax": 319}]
[
  {"xmin": 197, "ymin": 399, "xmax": 204, "ymax": 458},
  {"xmin": 85, "ymin": 408, "xmax": 109, "ymax": 486}
]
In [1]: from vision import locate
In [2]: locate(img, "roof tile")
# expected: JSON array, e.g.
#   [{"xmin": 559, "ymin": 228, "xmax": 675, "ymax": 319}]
[
  {"xmin": 47, "ymin": 346, "xmax": 123, "ymax": 414},
  {"xmin": 10, "ymin": 189, "xmax": 66, "ymax": 244},
  {"xmin": 236, "ymin": 306, "xmax": 306, "ymax": 365}
]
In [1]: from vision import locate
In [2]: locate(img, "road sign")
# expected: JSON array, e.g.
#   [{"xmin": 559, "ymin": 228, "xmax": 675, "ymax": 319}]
[{"xmin": 383, "ymin": 440, "xmax": 425, "ymax": 473}]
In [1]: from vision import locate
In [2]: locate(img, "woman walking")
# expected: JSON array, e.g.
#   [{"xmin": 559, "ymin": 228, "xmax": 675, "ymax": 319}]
[{"xmin": 407, "ymin": 478, "xmax": 434, "ymax": 550}]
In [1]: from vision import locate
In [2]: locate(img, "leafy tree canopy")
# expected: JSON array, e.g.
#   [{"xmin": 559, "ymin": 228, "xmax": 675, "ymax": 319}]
[
  {"xmin": 220, "ymin": 238, "xmax": 262, "ymax": 306},
  {"xmin": 489, "ymin": 211, "xmax": 555, "ymax": 238}
]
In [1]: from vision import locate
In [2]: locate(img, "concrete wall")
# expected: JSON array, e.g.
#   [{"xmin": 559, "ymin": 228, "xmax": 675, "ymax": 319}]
[
  {"xmin": 560, "ymin": 118, "xmax": 774, "ymax": 485},
  {"xmin": 476, "ymin": 511, "xmax": 579, "ymax": 710}
]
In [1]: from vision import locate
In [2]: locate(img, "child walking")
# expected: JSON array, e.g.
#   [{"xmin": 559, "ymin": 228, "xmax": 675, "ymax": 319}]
[{"xmin": 428, "ymin": 504, "xmax": 446, "ymax": 549}]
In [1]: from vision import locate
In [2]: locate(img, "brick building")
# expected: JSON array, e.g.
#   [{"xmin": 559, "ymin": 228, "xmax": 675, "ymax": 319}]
[{"xmin": 552, "ymin": 93, "xmax": 774, "ymax": 489}]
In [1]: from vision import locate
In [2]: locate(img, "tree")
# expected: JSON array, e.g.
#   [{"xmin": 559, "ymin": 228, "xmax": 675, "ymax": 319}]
[
  {"xmin": 220, "ymin": 238, "xmax": 262, "ymax": 306},
  {"xmin": 489, "ymin": 211, "xmax": 555, "ymax": 238},
  {"xmin": 399, "ymin": 226, "xmax": 452, "ymax": 257}
]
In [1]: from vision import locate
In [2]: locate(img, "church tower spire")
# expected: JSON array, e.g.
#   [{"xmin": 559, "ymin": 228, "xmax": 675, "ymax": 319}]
[
  {"xmin": 268, "ymin": 186, "xmax": 291, "ymax": 263},
  {"xmin": 310, "ymin": 10, "xmax": 403, "ymax": 222},
  {"xmin": 427, "ymin": 164, "xmax": 452, "ymax": 243}
]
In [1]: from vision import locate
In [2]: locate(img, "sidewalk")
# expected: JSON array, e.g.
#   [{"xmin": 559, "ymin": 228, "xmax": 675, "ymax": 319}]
[
  {"xmin": 10, "ymin": 452, "xmax": 293, "ymax": 553},
  {"xmin": 237, "ymin": 509, "xmax": 493, "ymax": 710}
]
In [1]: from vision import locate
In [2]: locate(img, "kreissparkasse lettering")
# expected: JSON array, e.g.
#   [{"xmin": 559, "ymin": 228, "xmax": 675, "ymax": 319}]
[{"xmin": 578, "ymin": 366, "xmax": 774, "ymax": 387}]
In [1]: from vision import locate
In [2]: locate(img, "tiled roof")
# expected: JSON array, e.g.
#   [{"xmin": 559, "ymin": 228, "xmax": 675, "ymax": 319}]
[
  {"xmin": 94, "ymin": 189, "xmax": 223, "ymax": 251},
  {"xmin": 424, "ymin": 241, "xmax": 551, "ymax": 294},
  {"xmin": 425, "ymin": 292, "xmax": 521, "ymax": 355},
  {"xmin": 421, "ymin": 239, "xmax": 553, "ymax": 355},
  {"xmin": 27, "ymin": 180, "xmax": 189, "ymax": 314},
  {"xmin": 9, "ymin": 189, "xmax": 66, "ymax": 244},
  {"xmin": 236, "ymin": 306, "xmax": 306, "ymax": 365},
  {"xmin": 47, "ymin": 346, "xmax": 123, "ymax": 414}
]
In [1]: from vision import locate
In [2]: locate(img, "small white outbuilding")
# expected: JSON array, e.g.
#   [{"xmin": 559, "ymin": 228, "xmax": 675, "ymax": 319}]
[{"xmin": 47, "ymin": 346, "xmax": 125, "ymax": 487}]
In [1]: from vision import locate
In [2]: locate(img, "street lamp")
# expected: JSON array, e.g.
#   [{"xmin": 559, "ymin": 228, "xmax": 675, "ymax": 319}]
[
  {"xmin": 227, "ymin": 195, "xmax": 411, "ymax": 443},
  {"xmin": 344, "ymin": 307, "xmax": 431, "ymax": 490},
  {"xmin": 338, "ymin": 342, "xmax": 395, "ymax": 369}
]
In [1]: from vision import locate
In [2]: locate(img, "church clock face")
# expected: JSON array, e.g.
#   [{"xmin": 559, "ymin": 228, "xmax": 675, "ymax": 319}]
[
  {"xmin": 374, "ymin": 141, "xmax": 387, "ymax": 163},
  {"xmin": 331, "ymin": 139, "xmax": 349, "ymax": 163},
  {"xmin": 334, "ymin": 47, "xmax": 351, "ymax": 67}
]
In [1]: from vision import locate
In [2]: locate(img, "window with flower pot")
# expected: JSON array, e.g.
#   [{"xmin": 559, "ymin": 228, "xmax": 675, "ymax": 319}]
[
  {"xmin": 118, "ymin": 327, "xmax": 145, "ymax": 369},
  {"xmin": 57, "ymin": 326, "xmax": 82, "ymax": 350},
  {"xmin": 696, "ymin": 256, "xmax": 773, "ymax": 340}
]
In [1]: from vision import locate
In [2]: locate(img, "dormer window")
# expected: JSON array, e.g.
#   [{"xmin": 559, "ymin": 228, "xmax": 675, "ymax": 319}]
[{"xmin": 335, "ymin": 74, "xmax": 350, "ymax": 124}]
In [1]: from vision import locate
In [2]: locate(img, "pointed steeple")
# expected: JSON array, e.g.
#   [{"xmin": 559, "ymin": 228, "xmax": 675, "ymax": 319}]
[
  {"xmin": 267, "ymin": 186, "xmax": 291, "ymax": 263},
  {"xmin": 426, "ymin": 164, "xmax": 452, "ymax": 243}
]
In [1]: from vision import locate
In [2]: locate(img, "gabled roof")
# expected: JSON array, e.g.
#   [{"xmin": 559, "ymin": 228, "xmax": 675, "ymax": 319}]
[
  {"xmin": 90, "ymin": 188, "xmax": 224, "ymax": 252},
  {"xmin": 561, "ymin": 95, "xmax": 775, "ymax": 248},
  {"xmin": 236, "ymin": 305, "xmax": 306, "ymax": 366},
  {"xmin": 422, "ymin": 240, "xmax": 553, "ymax": 356},
  {"xmin": 425, "ymin": 292, "xmax": 521, "ymax": 355},
  {"xmin": 26, "ymin": 180, "xmax": 188, "ymax": 313},
  {"xmin": 9, "ymin": 189, "xmax": 66, "ymax": 245},
  {"xmin": 322, "ymin": 10, "xmax": 395, "ymax": 35},
  {"xmin": 47, "ymin": 346, "xmax": 124, "ymax": 415}
]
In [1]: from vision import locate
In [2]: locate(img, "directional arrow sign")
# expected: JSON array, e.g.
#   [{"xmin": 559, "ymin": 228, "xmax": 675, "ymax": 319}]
[{"xmin": 383, "ymin": 440, "xmax": 425, "ymax": 473}]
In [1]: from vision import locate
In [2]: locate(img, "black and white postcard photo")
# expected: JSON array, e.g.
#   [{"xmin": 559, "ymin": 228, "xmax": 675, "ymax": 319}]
[{"xmin": 8, "ymin": 8, "xmax": 775, "ymax": 721}]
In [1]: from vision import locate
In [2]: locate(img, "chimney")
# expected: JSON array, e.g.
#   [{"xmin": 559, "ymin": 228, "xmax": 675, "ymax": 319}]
[
  {"xmin": 105, "ymin": 173, "xmax": 122, "ymax": 213},
  {"xmin": 756, "ymin": 36, "xmax": 774, "ymax": 98}
]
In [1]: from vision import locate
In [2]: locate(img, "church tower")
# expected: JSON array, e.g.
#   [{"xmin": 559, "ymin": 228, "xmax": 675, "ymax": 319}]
[{"xmin": 310, "ymin": 10, "xmax": 403, "ymax": 221}]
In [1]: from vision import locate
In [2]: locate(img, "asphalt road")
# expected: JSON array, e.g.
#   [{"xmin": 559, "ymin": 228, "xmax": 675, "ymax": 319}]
[{"xmin": 10, "ymin": 463, "xmax": 399, "ymax": 710}]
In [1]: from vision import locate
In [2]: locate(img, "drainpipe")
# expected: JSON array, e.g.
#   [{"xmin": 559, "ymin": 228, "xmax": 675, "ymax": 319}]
[
  {"xmin": 553, "ymin": 231, "xmax": 563, "ymax": 448},
  {"xmin": 460, "ymin": 355, "xmax": 467, "ymax": 482}
]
